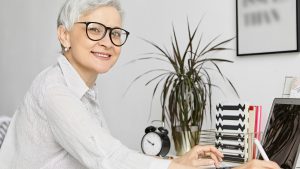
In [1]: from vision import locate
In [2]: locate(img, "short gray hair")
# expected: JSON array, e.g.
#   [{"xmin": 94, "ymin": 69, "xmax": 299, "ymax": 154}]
[{"xmin": 57, "ymin": 0, "xmax": 123, "ymax": 30}]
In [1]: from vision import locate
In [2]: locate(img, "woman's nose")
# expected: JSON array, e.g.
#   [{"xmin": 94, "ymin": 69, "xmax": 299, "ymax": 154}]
[{"xmin": 98, "ymin": 32, "xmax": 113, "ymax": 48}]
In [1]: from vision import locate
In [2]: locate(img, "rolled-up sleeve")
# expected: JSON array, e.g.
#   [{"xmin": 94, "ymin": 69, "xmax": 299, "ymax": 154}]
[{"xmin": 43, "ymin": 86, "xmax": 171, "ymax": 169}]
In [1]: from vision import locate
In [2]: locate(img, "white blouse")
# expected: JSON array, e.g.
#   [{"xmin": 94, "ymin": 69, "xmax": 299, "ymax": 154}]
[{"xmin": 0, "ymin": 55, "xmax": 170, "ymax": 169}]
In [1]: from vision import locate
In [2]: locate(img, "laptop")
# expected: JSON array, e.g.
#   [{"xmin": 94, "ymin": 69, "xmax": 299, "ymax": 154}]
[
  {"xmin": 258, "ymin": 98, "xmax": 300, "ymax": 169},
  {"xmin": 212, "ymin": 98, "xmax": 300, "ymax": 169}
]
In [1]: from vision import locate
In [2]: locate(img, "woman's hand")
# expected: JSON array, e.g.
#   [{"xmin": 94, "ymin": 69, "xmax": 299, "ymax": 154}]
[
  {"xmin": 233, "ymin": 159, "xmax": 280, "ymax": 169},
  {"xmin": 169, "ymin": 145, "xmax": 224, "ymax": 169}
]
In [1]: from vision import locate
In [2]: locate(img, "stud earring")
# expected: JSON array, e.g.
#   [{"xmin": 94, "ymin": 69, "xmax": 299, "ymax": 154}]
[{"xmin": 64, "ymin": 47, "xmax": 70, "ymax": 52}]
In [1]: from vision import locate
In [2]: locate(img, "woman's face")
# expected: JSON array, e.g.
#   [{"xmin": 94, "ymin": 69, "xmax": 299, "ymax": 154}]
[{"xmin": 65, "ymin": 6, "xmax": 122, "ymax": 78}]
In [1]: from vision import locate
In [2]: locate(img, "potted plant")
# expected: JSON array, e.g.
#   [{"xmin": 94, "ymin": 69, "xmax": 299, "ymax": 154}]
[{"xmin": 129, "ymin": 19, "xmax": 238, "ymax": 155}]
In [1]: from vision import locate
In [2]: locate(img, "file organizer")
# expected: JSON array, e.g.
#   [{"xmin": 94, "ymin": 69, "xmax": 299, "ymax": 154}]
[{"xmin": 215, "ymin": 103, "xmax": 251, "ymax": 163}]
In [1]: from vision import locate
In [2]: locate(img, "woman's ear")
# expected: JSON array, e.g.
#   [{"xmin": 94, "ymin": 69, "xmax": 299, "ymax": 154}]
[{"xmin": 57, "ymin": 25, "xmax": 70, "ymax": 48}]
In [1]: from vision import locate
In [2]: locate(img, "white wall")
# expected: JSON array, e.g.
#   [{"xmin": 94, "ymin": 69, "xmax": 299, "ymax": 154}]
[
  {"xmin": 1, "ymin": 0, "xmax": 300, "ymax": 152},
  {"xmin": 0, "ymin": 0, "xmax": 63, "ymax": 115}
]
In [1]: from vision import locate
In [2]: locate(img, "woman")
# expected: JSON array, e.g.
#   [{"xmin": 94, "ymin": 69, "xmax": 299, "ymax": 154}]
[{"xmin": 0, "ymin": 0, "xmax": 280, "ymax": 169}]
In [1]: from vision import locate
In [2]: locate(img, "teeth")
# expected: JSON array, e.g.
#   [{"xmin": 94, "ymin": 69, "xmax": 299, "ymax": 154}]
[{"xmin": 93, "ymin": 52, "xmax": 110, "ymax": 58}]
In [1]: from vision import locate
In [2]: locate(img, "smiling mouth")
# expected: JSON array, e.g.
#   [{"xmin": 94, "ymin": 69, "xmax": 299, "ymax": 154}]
[{"xmin": 91, "ymin": 51, "xmax": 111, "ymax": 59}]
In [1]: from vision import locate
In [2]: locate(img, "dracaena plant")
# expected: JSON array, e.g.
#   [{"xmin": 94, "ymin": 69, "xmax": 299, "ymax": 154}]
[{"xmin": 127, "ymin": 19, "xmax": 238, "ymax": 151}]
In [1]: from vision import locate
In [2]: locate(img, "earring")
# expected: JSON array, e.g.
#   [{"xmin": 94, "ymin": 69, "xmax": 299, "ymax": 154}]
[{"xmin": 64, "ymin": 47, "xmax": 70, "ymax": 52}]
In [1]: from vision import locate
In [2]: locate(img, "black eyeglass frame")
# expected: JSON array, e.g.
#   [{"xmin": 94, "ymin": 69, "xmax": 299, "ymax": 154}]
[{"xmin": 76, "ymin": 21, "xmax": 130, "ymax": 47}]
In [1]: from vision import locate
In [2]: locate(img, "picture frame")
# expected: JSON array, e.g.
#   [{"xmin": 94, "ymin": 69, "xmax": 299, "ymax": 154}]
[{"xmin": 236, "ymin": 0, "xmax": 300, "ymax": 56}]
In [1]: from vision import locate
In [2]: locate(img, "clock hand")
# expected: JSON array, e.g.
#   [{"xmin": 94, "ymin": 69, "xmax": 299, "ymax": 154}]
[{"xmin": 147, "ymin": 139, "xmax": 154, "ymax": 146}]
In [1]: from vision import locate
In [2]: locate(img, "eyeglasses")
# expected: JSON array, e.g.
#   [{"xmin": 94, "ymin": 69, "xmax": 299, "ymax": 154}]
[{"xmin": 76, "ymin": 22, "xmax": 130, "ymax": 47}]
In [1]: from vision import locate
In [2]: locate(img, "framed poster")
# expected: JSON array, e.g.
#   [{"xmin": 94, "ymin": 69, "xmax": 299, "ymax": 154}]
[{"xmin": 236, "ymin": 0, "xmax": 300, "ymax": 56}]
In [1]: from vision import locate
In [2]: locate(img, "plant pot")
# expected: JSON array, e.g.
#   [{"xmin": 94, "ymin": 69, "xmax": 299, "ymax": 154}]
[{"xmin": 172, "ymin": 126, "xmax": 200, "ymax": 156}]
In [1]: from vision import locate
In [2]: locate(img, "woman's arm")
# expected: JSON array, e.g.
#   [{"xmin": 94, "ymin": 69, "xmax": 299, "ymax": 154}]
[{"xmin": 43, "ymin": 86, "xmax": 170, "ymax": 169}]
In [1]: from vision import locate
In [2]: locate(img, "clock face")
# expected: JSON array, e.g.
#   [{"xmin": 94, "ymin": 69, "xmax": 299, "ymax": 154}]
[{"xmin": 141, "ymin": 132, "xmax": 162, "ymax": 156}]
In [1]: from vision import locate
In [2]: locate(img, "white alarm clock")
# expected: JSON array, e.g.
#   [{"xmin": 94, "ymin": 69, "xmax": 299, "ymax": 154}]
[{"xmin": 141, "ymin": 125, "xmax": 170, "ymax": 157}]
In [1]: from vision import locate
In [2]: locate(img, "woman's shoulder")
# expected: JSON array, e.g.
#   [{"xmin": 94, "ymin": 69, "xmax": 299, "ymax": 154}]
[{"xmin": 29, "ymin": 63, "xmax": 68, "ymax": 97}]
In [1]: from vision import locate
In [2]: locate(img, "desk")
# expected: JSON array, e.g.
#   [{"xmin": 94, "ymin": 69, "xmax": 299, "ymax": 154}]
[
  {"xmin": 201, "ymin": 157, "xmax": 300, "ymax": 169},
  {"xmin": 201, "ymin": 161, "xmax": 241, "ymax": 169}
]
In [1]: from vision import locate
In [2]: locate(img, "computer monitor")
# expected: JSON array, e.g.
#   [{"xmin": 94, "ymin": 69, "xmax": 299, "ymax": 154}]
[{"xmin": 260, "ymin": 98, "xmax": 300, "ymax": 169}]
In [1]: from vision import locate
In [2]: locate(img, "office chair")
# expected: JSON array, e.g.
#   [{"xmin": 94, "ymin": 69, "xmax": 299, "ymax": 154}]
[{"xmin": 0, "ymin": 116, "xmax": 11, "ymax": 148}]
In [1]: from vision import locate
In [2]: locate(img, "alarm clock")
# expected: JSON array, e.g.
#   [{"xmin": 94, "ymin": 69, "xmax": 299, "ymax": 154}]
[{"xmin": 141, "ymin": 125, "xmax": 171, "ymax": 157}]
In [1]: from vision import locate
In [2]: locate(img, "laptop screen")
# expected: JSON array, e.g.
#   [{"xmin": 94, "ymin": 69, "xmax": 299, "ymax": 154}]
[{"xmin": 260, "ymin": 98, "xmax": 300, "ymax": 169}]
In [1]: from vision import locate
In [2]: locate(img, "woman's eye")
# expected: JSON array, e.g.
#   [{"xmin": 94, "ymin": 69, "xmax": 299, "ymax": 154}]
[
  {"xmin": 111, "ymin": 31, "xmax": 121, "ymax": 38},
  {"xmin": 88, "ymin": 27, "xmax": 102, "ymax": 34}
]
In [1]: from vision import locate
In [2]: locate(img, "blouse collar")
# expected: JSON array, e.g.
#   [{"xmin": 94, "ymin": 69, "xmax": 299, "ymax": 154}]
[{"xmin": 57, "ymin": 55, "xmax": 91, "ymax": 99}]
